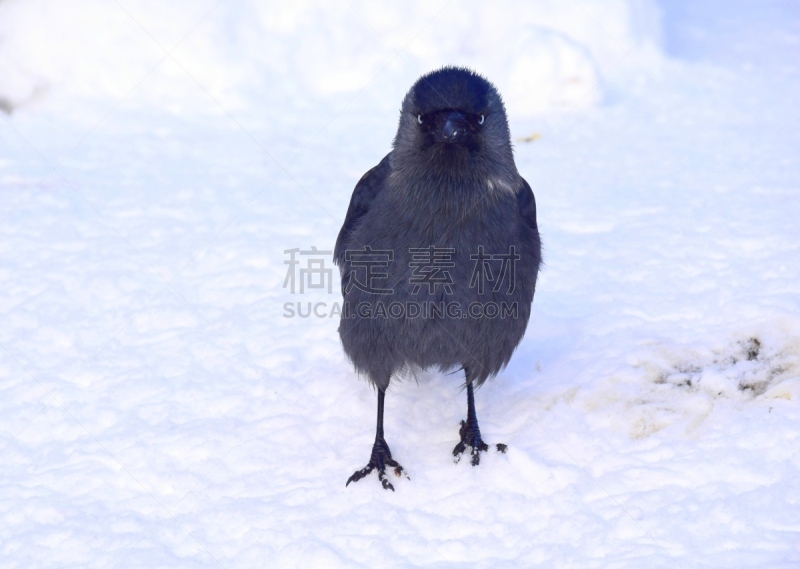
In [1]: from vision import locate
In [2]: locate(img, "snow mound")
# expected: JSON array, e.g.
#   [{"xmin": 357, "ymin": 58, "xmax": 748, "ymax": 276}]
[{"xmin": 0, "ymin": 0, "xmax": 664, "ymax": 118}]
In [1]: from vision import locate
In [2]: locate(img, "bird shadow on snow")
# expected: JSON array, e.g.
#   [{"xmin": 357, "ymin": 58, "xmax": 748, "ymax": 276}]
[
  {"xmin": 349, "ymin": 367, "xmax": 516, "ymax": 483},
  {"xmin": 574, "ymin": 320, "xmax": 800, "ymax": 440}
]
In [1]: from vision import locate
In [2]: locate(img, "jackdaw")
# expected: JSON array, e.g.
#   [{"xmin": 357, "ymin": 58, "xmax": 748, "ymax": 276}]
[{"xmin": 334, "ymin": 66, "xmax": 541, "ymax": 490}]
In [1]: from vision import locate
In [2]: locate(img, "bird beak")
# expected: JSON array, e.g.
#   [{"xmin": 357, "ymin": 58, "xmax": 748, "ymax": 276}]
[{"xmin": 441, "ymin": 112, "xmax": 469, "ymax": 144}]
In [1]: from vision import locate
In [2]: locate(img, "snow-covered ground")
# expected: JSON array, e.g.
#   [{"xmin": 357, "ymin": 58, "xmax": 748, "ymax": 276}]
[{"xmin": 1, "ymin": 1, "xmax": 799, "ymax": 567}]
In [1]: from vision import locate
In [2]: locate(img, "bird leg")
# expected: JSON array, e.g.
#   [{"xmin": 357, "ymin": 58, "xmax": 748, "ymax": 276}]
[
  {"xmin": 453, "ymin": 378, "xmax": 506, "ymax": 465},
  {"xmin": 346, "ymin": 388, "xmax": 406, "ymax": 491}
]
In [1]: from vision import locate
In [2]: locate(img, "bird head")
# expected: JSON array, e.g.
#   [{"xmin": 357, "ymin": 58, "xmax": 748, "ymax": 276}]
[{"xmin": 393, "ymin": 67, "xmax": 513, "ymax": 173}]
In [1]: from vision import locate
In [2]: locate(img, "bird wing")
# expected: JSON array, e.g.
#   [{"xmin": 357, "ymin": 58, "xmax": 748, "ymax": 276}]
[
  {"xmin": 516, "ymin": 177, "xmax": 539, "ymax": 232},
  {"xmin": 333, "ymin": 153, "xmax": 391, "ymax": 267}
]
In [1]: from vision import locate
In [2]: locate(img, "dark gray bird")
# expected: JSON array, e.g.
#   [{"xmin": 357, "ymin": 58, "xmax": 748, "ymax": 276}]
[{"xmin": 334, "ymin": 66, "xmax": 541, "ymax": 490}]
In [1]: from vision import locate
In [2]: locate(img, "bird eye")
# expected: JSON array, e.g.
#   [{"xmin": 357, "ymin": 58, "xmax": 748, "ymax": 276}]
[
  {"xmin": 478, "ymin": 114, "xmax": 485, "ymax": 125},
  {"xmin": 417, "ymin": 114, "xmax": 423, "ymax": 124}
]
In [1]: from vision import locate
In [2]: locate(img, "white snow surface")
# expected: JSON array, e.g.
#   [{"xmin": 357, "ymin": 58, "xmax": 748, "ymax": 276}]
[{"xmin": 1, "ymin": 1, "xmax": 800, "ymax": 567}]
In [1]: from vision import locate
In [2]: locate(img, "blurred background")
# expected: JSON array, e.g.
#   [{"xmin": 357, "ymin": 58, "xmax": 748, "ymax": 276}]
[{"xmin": 0, "ymin": 0, "xmax": 667, "ymax": 118}]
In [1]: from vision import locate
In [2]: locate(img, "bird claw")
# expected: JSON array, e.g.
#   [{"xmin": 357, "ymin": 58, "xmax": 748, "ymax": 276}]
[
  {"xmin": 346, "ymin": 438, "xmax": 407, "ymax": 491},
  {"xmin": 453, "ymin": 419, "xmax": 502, "ymax": 466}
]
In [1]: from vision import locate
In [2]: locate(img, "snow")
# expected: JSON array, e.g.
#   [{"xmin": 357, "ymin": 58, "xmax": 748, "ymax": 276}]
[{"xmin": 1, "ymin": 0, "xmax": 799, "ymax": 567}]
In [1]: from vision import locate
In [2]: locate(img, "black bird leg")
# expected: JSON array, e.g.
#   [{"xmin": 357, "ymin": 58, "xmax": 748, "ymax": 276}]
[
  {"xmin": 453, "ymin": 381, "xmax": 488, "ymax": 465},
  {"xmin": 346, "ymin": 388, "xmax": 406, "ymax": 491},
  {"xmin": 453, "ymin": 371, "xmax": 506, "ymax": 465}
]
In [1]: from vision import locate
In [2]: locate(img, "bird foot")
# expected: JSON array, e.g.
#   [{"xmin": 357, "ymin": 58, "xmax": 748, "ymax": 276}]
[
  {"xmin": 346, "ymin": 437, "xmax": 407, "ymax": 491},
  {"xmin": 453, "ymin": 420, "xmax": 505, "ymax": 466}
]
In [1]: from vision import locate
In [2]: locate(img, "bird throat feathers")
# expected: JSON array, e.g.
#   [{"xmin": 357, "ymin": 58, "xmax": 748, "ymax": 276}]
[{"xmin": 387, "ymin": 146, "xmax": 518, "ymax": 206}]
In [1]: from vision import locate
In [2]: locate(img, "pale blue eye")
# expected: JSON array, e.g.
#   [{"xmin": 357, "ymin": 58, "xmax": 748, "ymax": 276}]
[
  {"xmin": 478, "ymin": 114, "xmax": 485, "ymax": 125},
  {"xmin": 417, "ymin": 114, "xmax": 423, "ymax": 124}
]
